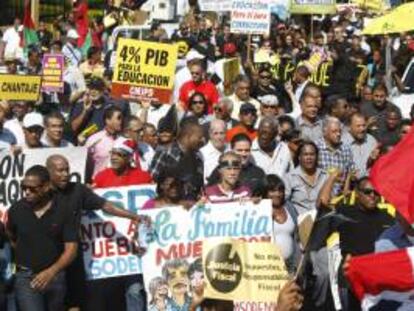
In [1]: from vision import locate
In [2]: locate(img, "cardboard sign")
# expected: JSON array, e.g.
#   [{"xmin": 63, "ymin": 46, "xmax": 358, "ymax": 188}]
[
  {"xmin": 223, "ymin": 58, "xmax": 241, "ymax": 96},
  {"xmin": 230, "ymin": 0, "xmax": 271, "ymax": 35},
  {"xmin": 140, "ymin": 200, "xmax": 273, "ymax": 311},
  {"xmin": 41, "ymin": 54, "xmax": 64, "ymax": 93},
  {"xmin": 200, "ymin": 0, "xmax": 232, "ymax": 11},
  {"xmin": 81, "ymin": 185, "xmax": 156, "ymax": 280},
  {"xmin": 112, "ymin": 39, "xmax": 178, "ymax": 103},
  {"xmin": 203, "ymin": 239, "xmax": 289, "ymax": 306},
  {"xmin": 290, "ymin": 0, "xmax": 337, "ymax": 15},
  {"xmin": 0, "ymin": 147, "xmax": 87, "ymax": 208},
  {"xmin": 0, "ymin": 75, "xmax": 41, "ymax": 101}
]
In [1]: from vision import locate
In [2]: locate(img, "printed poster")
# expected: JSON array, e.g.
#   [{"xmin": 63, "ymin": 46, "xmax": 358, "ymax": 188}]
[
  {"xmin": 290, "ymin": 0, "xmax": 337, "ymax": 14},
  {"xmin": 81, "ymin": 185, "xmax": 156, "ymax": 280},
  {"xmin": 41, "ymin": 54, "xmax": 64, "ymax": 93},
  {"xmin": 0, "ymin": 74, "xmax": 41, "ymax": 101},
  {"xmin": 203, "ymin": 239, "xmax": 289, "ymax": 307},
  {"xmin": 0, "ymin": 147, "xmax": 87, "ymax": 208},
  {"xmin": 230, "ymin": 0, "xmax": 271, "ymax": 35},
  {"xmin": 112, "ymin": 39, "xmax": 178, "ymax": 103},
  {"xmin": 140, "ymin": 200, "xmax": 273, "ymax": 310}
]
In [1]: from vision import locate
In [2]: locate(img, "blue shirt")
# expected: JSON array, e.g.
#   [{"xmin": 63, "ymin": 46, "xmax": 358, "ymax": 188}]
[
  {"xmin": 0, "ymin": 128, "xmax": 17, "ymax": 145},
  {"xmin": 375, "ymin": 223, "xmax": 413, "ymax": 253}
]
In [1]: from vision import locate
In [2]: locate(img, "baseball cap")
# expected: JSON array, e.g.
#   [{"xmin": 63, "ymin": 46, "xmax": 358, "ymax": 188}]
[
  {"xmin": 23, "ymin": 112, "xmax": 44, "ymax": 129},
  {"xmin": 240, "ymin": 102, "xmax": 257, "ymax": 114},
  {"xmin": 67, "ymin": 29, "xmax": 80, "ymax": 40},
  {"xmin": 258, "ymin": 95, "xmax": 279, "ymax": 106}
]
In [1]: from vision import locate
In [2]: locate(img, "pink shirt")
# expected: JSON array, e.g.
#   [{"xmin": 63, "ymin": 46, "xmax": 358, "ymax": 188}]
[{"xmin": 85, "ymin": 130, "xmax": 118, "ymax": 177}]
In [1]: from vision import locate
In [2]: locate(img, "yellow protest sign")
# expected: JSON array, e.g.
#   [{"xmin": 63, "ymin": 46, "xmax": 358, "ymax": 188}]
[
  {"xmin": 223, "ymin": 58, "xmax": 241, "ymax": 96},
  {"xmin": 203, "ymin": 239, "xmax": 289, "ymax": 304},
  {"xmin": 0, "ymin": 75, "xmax": 42, "ymax": 101},
  {"xmin": 112, "ymin": 39, "xmax": 178, "ymax": 103}
]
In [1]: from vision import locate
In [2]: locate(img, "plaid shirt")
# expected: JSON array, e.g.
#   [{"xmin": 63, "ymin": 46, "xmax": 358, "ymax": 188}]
[
  {"xmin": 149, "ymin": 141, "xmax": 204, "ymax": 182},
  {"xmin": 316, "ymin": 138, "xmax": 355, "ymax": 194}
]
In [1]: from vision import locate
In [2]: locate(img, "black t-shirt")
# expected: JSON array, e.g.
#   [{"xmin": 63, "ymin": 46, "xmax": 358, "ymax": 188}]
[
  {"xmin": 336, "ymin": 204, "xmax": 394, "ymax": 256},
  {"xmin": 54, "ymin": 182, "xmax": 106, "ymax": 228},
  {"xmin": 7, "ymin": 198, "xmax": 78, "ymax": 272}
]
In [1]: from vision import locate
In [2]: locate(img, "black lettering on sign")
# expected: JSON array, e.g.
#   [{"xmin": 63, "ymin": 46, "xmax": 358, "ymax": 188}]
[
  {"xmin": 0, "ymin": 179, "xmax": 22, "ymax": 207},
  {"xmin": 0, "ymin": 154, "xmax": 25, "ymax": 179},
  {"xmin": 145, "ymin": 49, "xmax": 169, "ymax": 67}
]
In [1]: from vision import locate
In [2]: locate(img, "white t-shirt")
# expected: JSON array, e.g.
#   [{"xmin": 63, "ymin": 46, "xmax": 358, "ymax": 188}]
[{"xmin": 2, "ymin": 27, "xmax": 21, "ymax": 58}]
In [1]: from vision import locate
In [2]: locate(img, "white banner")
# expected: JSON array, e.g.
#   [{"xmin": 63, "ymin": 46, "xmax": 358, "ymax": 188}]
[
  {"xmin": 81, "ymin": 185, "xmax": 156, "ymax": 280},
  {"xmin": 0, "ymin": 147, "xmax": 87, "ymax": 208},
  {"xmin": 230, "ymin": 0, "xmax": 271, "ymax": 35},
  {"xmin": 199, "ymin": 0, "xmax": 232, "ymax": 11},
  {"xmin": 141, "ymin": 200, "xmax": 273, "ymax": 310}
]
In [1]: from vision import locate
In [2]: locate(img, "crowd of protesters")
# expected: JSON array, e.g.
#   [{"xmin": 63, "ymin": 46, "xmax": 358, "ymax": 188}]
[{"xmin": 0, "ymin": 0, "xmax": 413, "ymax": 310}]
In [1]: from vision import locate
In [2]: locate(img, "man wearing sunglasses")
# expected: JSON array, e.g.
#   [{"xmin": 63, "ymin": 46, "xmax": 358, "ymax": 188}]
[
  {"xmin": 7, "ymin": 165, "xmax": 78, "ymax": 311},
  {"xmin": 318, "ymin": 174, "xmax": 394, "ymax": 311}
]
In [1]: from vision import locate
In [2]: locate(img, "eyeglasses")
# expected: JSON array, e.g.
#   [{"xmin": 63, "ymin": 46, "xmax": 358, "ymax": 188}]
[
  {"xmin": 220, "ymin": 160, "xmax": 242, "ymax": 170},
  {"xmin": 359, "ymin": 188, "xmax": 379, "ymax": 196},
  {"xmin": 214, "ymin": 106, "xmax": 223, "ymax": 113},
  {"xmin": 191, "ymin": 100, "xmax": 205, "ymax": 105},
  {"xmin": 26, "ymin": 127, "xmax": 44, "ymax": 135}
]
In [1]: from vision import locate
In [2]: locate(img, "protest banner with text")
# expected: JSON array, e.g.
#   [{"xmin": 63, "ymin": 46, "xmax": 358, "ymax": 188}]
[
  {"xmin": 290, "ymin": 0, "xmax": 336, "ymax": 14},
  {"xmin": 81, "ymin": 185, "xmax": 156, "ymax": 280},
  {"xmin": 41, "ymin": 54, "xmax": 64, "ymax": 93},
  {"xmin": 0, "ymin": 147, "xmax": 87, "ymax": 209},
  {"xmin": 230, "ymin": 0, "xmax": 271, "ymax": 35},
  {"xmin": 0, "ymin": 75, "xmax": 41, "ymax": 101},
  {"xmin": 140, "ymin": 200, "xmax": 273, "ymax": 311},
  {"xmin": 200, "ymin": 0, "xmax": 232, "ymax": 12},
  {"xmin": 112, "ymin": 39, "xmax": 178, "ymax": 103},
  {"xmin": 203, "ymin": 239, "xmax": 289, "ymax": 309}
]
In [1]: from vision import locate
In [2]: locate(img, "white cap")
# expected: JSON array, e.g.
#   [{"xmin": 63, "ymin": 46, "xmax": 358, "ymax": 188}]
[
  {"xmin": 67, "ymin": 29, "xmax": 80, "ymax": 40},
  {"xmin": 186, "ymin": 49, "xmax": 205, "ymax": 62},
  {"xmin": 23, "ymin": 112, "xmax": 44, "ymax": 129},
  {"xmin": 258, "ymin": 95, "xmax": 279, "ymax": 106}
]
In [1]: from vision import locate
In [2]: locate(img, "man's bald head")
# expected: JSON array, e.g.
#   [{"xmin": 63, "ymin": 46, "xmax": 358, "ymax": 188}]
[
  {"xmin": 46, "ymin": 155, "xmax": 70, "ymax": 189},
  {"xmin": 46, "ymin": 154, "xmax": 69, "ymax": 170}
]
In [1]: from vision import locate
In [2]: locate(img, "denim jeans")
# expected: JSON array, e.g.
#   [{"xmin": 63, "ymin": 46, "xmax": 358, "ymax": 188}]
[
  {"xmin": 14, "ymin": 269, "xmax": 66, "ymax": 311},
  {"xmin": 125, "ymin": 276, "xmax": 146, "ymax": 311}
]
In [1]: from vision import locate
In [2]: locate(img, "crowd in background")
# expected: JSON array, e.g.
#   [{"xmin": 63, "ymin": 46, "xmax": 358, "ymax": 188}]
[{"xmin": 0, "ymin": 0, "xmax": 413, "ymax": 310}]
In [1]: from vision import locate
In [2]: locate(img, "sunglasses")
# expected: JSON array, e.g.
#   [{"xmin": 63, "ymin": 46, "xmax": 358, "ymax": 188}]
[
  {"xmin": 262, "ymin": 104, "xmax": 276, "ymax": 109},
  {"xmin": 260, "ymin": 75, "xmax": 272, "ymax": 80},
  {"xmin": 214, "ymin": 106, "xmax": 223, "ymax": 112},
  {"xmin": 191, "ymin": 100, "xmax": 205, "ymax": 105},
  {"xmin": 21, "ymin": 184, "xmax": 42, "ymax": 192},
  {"xmin": 220, "ymin": 160, "xmax": 241, "ymax": 169},
  {"xmin": 359, "ymin": 188, "xmax": 379, "ymax": 196}
]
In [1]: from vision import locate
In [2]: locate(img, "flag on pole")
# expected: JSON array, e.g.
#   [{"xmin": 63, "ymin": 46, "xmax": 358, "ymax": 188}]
[
  {"xmin": 80, "ymin": 31, "xmax": 92, "ymax": 57},
  {"xmin": 370, "ymin": 126, "xmax": 414, "ymax": 224},
  {"xmin": 22, "ymin": 0, "xmax": 39, "ymax": 50},
  {"xmin": 346, "ymin": 247, "xmax": 414, "ymax": 310}
]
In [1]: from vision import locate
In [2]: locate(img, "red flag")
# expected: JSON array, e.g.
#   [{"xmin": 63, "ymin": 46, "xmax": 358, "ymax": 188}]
[
  {"xmin": 21, "ymin": 0, "xmax": 39, "ymax": 49},
  {"xmin": 346, "ymin": 247, "xmax": 414, "ymax": 310},
  {"xmin": 370, "ymin": 126, "xmax": 414, "ymax": 224},
  {"xmin": 73, "ymin": 0, "xmax": 89, "ymax": 47}
]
